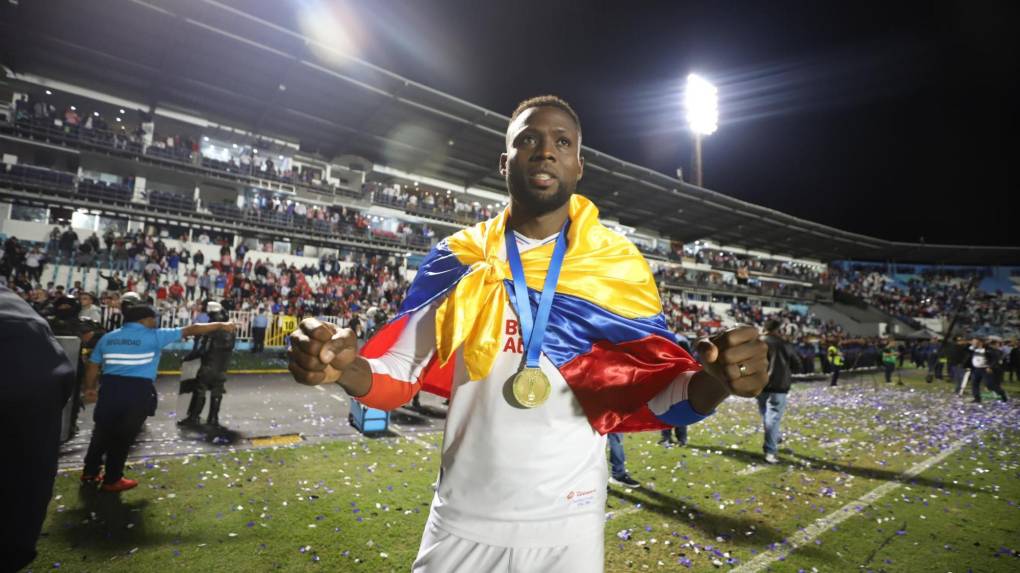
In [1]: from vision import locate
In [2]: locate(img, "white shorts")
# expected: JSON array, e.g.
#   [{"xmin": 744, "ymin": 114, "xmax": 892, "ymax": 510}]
[{"xmin": 412, "ymin": 518, "xmax": 604, "ymax": 573}]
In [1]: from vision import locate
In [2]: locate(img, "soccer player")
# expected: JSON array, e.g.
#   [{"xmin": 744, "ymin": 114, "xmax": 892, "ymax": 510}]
[{"xmin": 288, "ymin": 96, "xmax": 769, "ymax": 572}]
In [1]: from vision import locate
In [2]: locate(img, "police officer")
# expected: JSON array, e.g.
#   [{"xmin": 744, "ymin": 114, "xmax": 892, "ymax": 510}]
[
  {"xmin": 46, "ymin": 293, "xmax": 97, "ymax": 442},
  {"xmin": 178, "ymin": 301, "xmax": 236, "ymax": 427},
  {"xmin": 80, "ymin": 300, "xmax": 234, "ymax": 492}
]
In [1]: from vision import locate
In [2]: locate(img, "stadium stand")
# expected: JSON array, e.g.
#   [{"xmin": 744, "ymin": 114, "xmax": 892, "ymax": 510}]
[{"xmin": 2, "ymin": 67, "xmax": 1018, "ymax": 359}]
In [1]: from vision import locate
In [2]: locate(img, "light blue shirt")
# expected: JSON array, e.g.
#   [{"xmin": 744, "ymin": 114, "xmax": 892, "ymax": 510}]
[
  {"xmin": 252, "ymin": 314, "xmax": 269, "ymax": 328},
  {"xmin": 89, "ymin": 322, "xmax": 183, "ymax": 381}
]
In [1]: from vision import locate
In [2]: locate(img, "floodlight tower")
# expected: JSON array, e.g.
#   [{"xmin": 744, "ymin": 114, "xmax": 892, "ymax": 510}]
[{"xmin": 684, "ymin": 73, "xmax": 718, "ymax": 187}]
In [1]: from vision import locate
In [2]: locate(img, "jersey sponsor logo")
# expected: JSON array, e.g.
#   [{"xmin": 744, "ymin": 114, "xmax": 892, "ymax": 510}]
[
  {"xmin": 566, "ymin": 488, "xmax": 597, "ymax": 508},
  {"xmin": 503, "ymin": 319, "xmax": 524, "ymax": 354}
]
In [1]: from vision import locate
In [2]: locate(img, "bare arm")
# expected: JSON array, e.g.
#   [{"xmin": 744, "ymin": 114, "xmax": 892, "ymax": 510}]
[
  {"xmin": 288, "ymin": 320, "xmax": 372, "ymax": 396},
  {"xmin": 686, "ymin": 370, "xmax": 731, "ymax": 415},
  {"xmin": 182, "ymin": 322, "xmax": 234, "ymax": 338},
  {"xmin": 336, "ymin": 356, "xmax": 373, "ymax": 397},
  {"xmin": 81, "ymin": 362, "xmax": 101, "ymax": 403}
]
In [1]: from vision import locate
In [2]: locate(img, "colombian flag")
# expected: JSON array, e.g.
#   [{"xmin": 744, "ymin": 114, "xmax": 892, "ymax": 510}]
[{"xmin": 361, "ymin": 194, "xmax": 700, "ymax": 434}]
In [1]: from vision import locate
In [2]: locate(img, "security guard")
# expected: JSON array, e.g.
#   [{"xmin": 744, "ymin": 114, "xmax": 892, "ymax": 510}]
[
  {"xmin": 827, "ymin": 338, "xmax": 844, "ymax": 387},
  {"xmin": 80, "ymin": 300, "xmax": 234, "ymax": 492},
  {"xmin": 881, "ymin": 339, "xmax": 898, "ymax": 383},
  {"xmin": 178, "ymin": 301, "xmax": 236, "ymax": 427}
]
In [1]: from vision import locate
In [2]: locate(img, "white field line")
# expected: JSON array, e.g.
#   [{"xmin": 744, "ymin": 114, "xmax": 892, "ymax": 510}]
[
  {"xmin": 389, "ymin": 423, "xmax": 439, "ymax": 450},
  {"xmin": 731, "ymin": 434, "xmax": 975, "ymax": 572}
]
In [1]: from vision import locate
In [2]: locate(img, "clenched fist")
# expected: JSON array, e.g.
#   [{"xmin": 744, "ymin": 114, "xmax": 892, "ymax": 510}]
[
  {"xmin": 287, "ymin": 318, "xmax": 359, "ymax": 386},
  {"xmin": 695, "ymin": 326, "xmax": 769, "ymax": 398}
]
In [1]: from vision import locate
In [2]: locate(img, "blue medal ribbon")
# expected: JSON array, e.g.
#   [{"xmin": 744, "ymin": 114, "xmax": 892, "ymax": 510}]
[{"xmin": 505, "ymin": 219, "xmax": 570, "ymax": 369}]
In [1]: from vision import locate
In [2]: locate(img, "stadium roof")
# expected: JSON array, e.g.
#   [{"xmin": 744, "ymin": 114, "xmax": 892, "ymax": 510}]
[{"xmin": 2, "ymin": 0, "xmax": 1018, "ymax": 265}]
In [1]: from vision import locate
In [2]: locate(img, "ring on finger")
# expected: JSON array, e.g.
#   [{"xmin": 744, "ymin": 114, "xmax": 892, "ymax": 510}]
[{"xmin": 737, "ymin": 363, "xmax": 749, "ymax": 377}]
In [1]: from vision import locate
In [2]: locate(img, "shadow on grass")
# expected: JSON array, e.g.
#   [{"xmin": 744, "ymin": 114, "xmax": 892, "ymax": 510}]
[
  {"xmin": 688, "ymin": 445, "xmax": 979, "ymax": 493},
  {"xmin": 177, "ymin": 424, "xmax": 245, "ymax": 446},
  {"xmin": 404, "ymin": 403, "xmax": 448, "ymax": 420},
  {"xmin": 607, "ymin": 486, "xmax": 831, "ymax": 561},
  {"xmin": 390, "ymin": 408, "xmax": 442, "ymax": 428},
  {"xmin": 43, "ymin": 485, "xmax": 197, "ymax": 553}
]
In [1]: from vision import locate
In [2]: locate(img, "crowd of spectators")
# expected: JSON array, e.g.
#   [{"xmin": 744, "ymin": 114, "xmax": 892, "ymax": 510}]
[
  {"xmin": 365, "ymin": 181, "xmax": 496, "ymax": 224},
  {"xmin": 727, "ymin": 301, "xmax": 845, "ymax": 339},
  {"xmin": 660, "ymin": 293, "xmax": 723, "ymax": 335},
  {"xmin": 10, "ymin": 94, "xmax": 363, "ymax": 202},
  {"xmin": 690, "ymin": 247, "xmax": 826, "ymax": 284},
  {"xmin": 654, "ymin": 265, "xmax": 812, "ymax": 300},
  {"xmin": 830, "ymin": 266, "xmax": 1020, "ymax": 335},
  {"xmin": 1, "ymin": 226, "xmax": 410, "ymax": 342},
  {"xmin": 236, "ymin": 194, "xmax": 437, "ymax": 248}
]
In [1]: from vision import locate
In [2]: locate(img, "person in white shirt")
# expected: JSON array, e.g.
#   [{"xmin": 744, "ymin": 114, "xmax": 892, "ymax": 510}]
[
  {"xmin": 287, "ymin": 96, "xmax": 769, "ymax": 572},
  {"xmin": 969, "ymin": 337, "xmax": 1008, "ymax": 403},
  {"xmin": 78, "ymin": 292, "xmax": 102, "ymax": 323}
]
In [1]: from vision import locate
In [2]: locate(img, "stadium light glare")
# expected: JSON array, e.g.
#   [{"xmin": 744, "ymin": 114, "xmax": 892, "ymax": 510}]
[
  {"xmin": 684, "ymin": 74, "xmax": 718, "ymax": 136},
  {"xmin": 298, "ymin": 2, "xmax": 358, "ymax": 65},
  {"xmin": 683, "ymin": 73, "xmax": 718, "ymax": 187}
]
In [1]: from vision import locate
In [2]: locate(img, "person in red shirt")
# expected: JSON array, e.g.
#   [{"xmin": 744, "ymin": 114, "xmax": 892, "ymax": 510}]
[
  {"xmin": 156, "ymin": 282, "xmax": 169, "ymax": 302},
  {"xmin": 169, "ymin": 280, "xmax": 184, "ymax": 302}
]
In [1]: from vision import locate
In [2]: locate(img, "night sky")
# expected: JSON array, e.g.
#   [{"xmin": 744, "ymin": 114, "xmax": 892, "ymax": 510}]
[{"xmin": 320, "ymin": 0, "xmax": 1016, "ymax": 246}]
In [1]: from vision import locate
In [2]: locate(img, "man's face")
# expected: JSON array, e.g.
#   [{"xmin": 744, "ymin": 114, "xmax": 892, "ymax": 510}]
[{"xmin": 500, "ymin": 106, "xmax": 583, "ymax": 215}]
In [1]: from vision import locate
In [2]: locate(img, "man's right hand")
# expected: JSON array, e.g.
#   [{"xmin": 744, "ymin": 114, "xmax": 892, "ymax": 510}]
[
  {"xmin": 82, "ymin": 388, "xmax": 98, "ymax": 404},
  {"xmin": 288, "ymin": 318, "xmax": 358, "ymax": 385}
]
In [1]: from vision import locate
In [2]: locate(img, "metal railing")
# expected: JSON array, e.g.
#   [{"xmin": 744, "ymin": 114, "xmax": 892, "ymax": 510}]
[
  {"xmin": 1, "ymin": 119, "xmax": 363, "ymax": 201},
  {"xmin": 97, "ymin": 305, "xmax": 345, "ymax": 348}
]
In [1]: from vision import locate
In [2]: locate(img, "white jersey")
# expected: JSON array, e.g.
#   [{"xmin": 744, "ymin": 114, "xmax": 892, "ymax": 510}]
[{"xmin": 364, "ymin": 232, "xmax": 695, "ymax": 548}]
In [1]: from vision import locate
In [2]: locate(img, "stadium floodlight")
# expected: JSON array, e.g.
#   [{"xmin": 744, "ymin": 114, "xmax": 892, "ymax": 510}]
[
  {"xmin": 684, "ymin": 73, "xmax": 718, "ymax": 187},
  {"xmin": 685, "ymin": 74, "xmax": 718, "ymax": 135}
]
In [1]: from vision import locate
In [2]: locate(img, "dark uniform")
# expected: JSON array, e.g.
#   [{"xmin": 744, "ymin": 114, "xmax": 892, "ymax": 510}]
[
  {"xmin": 82, "ymin": 306, "xmax": 182, "ymax": 486},
  {"xmin": 0, "ymin": 287, "xmax": 75, "ymax": 571},
  {"xmin": 178, "ymin": 305, "xmax": 235, "ymax": 427},
  {"xmin": 46, "ymin": 296, "xmax": 107, "ymax": 442}
]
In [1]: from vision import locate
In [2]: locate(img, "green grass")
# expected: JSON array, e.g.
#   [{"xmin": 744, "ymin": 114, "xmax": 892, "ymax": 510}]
[{"xmin": 32, "ymin": 369, "xmax": 1020, "ymax": 572}]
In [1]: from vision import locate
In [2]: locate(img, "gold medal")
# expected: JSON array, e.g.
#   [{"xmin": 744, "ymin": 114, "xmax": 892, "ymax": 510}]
[{"xmin": 512, "ymin": 367, "xmax": 551, "ymax": 408}]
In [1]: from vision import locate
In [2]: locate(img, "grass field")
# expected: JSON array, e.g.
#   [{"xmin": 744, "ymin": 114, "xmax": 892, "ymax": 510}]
[{"xmin": 31, "ymin": 369, "xmax": 1020, "ymax": 572}]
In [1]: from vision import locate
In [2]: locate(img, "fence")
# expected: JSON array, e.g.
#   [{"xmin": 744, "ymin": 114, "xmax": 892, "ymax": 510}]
[{"xmin": 98, "ymin": 306, "xmax": 349, "ymax": 348}]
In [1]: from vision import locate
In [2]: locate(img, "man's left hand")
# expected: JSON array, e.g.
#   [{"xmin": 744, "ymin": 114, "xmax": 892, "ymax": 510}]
[{"xmin": 695, "ymin": 326, "xmax": 769, "ymax": 398}]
